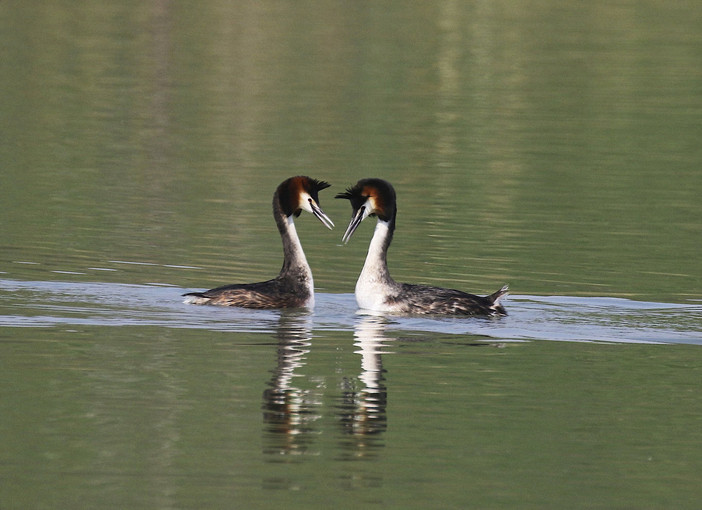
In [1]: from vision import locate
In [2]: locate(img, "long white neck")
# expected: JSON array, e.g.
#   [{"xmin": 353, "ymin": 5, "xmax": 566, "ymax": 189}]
[
  {"xmin": 275, "ymin": 213, "xmax": 314, "ymax": 306},
  {"xmin": 281, "ymin": 216, "xmax": 310, "ymax": 271},
  {"xmin": 355, "ymin": 220, "xmax": 395, "ymax": 310}
]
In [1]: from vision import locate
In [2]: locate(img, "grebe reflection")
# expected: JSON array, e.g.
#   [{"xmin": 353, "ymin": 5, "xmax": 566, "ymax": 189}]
[
  {"xmin": 261, "ymin": 312, "xmax": 322, "ymax": 458},
  {"xmin": 261, "ymin": 312, "xmax": 394, "ymax": 462},
  {"xmin": 336, "ymin": 313, "xmax": 393, "ymax": 459}
]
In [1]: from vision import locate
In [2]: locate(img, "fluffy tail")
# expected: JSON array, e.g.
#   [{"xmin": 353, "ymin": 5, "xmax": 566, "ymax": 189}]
[
  {"xmin": 182, "ymin": 292, "xmax": 210, "ymax": 305},
  {"xmin": 488, "ymin": 285, "xmax": 509, "ymax": 315}
]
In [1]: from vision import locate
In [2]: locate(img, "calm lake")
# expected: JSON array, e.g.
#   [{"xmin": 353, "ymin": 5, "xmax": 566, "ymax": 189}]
[{"xmin": 2, "ymin": 1, "xmax": 701, "ymax": 508}]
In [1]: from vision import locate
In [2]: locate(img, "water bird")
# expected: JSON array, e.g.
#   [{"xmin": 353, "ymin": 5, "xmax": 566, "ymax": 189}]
[
  {"xmin": 335, "ymin": 178, "xmax": 508, "ymax": 316},
  {"xmin": 183, "ymin": 176, "xmax": 334, "ymax": 308}
]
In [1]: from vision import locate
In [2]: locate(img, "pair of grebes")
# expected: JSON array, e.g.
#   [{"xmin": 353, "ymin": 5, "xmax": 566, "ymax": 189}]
[{"xmin": 184, "ymin": 176, "xmax": 508, "ymax": 316}]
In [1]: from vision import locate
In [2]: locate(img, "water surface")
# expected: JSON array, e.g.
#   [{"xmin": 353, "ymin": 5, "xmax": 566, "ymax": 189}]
[{"xmin": 2, "ymin": 1, "xmax": 702, "ymax": 508}]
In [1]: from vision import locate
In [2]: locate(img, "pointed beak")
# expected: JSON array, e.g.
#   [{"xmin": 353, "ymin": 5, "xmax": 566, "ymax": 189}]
[
  {"xmin": 341, "ymin": 206, "xmax": 366, "ymax": 244},
  {"xmin": 309, "ymin": 200, "xmax": 335, "ymax": 230}
]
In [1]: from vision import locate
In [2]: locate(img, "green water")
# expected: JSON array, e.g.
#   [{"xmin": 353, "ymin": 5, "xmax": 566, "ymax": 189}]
[
  {"xmin": 3, "ymin": 324, "xmax": 701, "ymax": 509},
  {"xmin": 2, "ymin": 1, "xmax": 701, "ymax": 508}
]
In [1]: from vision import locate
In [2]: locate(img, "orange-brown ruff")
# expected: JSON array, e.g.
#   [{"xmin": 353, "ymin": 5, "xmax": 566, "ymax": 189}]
[
  {"xmin": 183, "ymin": 176, "xmax": 333, "ymax": 308},
  {"xmin": 336, "ymin": 178, "xmax": 508, "ymax": 316}
]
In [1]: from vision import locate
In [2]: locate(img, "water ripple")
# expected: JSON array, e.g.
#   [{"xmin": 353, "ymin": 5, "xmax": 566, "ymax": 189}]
[{"xmin": 0, "ymin": 279, "xmax": 700, "ymax": 344}]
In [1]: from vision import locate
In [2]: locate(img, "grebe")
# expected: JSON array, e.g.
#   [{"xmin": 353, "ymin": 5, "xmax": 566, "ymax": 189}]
[
  {"xmin": 183, "ymin": 176, "xmax": 334, "ymax": 308},
  {"xmin": 335, "ymin": 178, "xmax": 508, "ymax": 316}
]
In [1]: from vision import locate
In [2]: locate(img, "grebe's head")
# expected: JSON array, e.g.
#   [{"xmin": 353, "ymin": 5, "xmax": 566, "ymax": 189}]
[
  {"xmin": 335, "ymin": 178, "xmax": 396, "ymax": 243},
  {"xmin": 278, "ymin": 176, "xmax": 334, "ymax": 229}
]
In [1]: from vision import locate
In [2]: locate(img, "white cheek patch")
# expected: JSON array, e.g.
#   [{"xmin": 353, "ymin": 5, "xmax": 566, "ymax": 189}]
[
  {"xmin": 299, "ymin": 192, "xmax": 314, "ymax": 214},
  {"xmin": 362, "ymin": 197, "xmax": 375, "ymax": 219}
]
